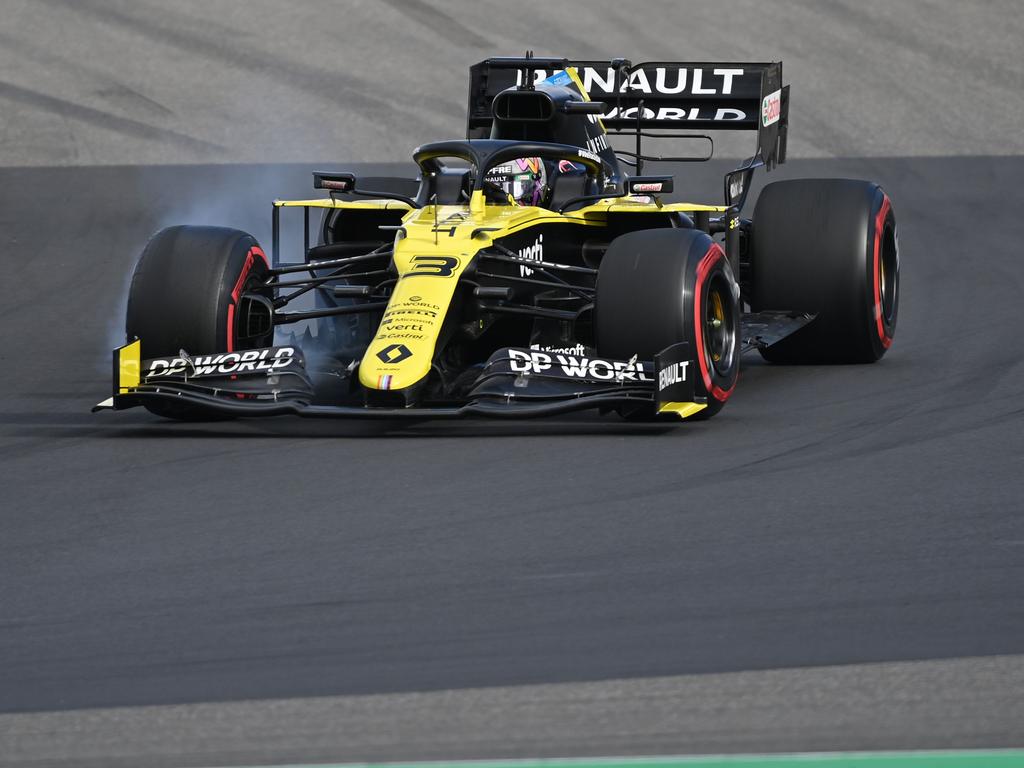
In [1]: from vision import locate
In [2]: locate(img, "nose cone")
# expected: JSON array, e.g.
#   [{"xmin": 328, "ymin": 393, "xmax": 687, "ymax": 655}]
[{"xmin": 359, "ymin": 208, "xmax": 477, "ymax": 395}]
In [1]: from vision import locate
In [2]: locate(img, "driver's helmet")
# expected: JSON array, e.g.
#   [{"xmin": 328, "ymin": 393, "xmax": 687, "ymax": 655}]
[{"xmin": 485, "ymin": 157, "xmax": 549, "ymax": 206}]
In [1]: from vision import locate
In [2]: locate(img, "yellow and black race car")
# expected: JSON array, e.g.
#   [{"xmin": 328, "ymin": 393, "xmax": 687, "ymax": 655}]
[{"xmin": 95, "ymin": 56, "xmax": 898, "ymax": 422}]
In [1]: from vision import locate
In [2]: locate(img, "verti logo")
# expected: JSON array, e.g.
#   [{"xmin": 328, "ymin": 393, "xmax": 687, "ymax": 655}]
[{"xmin": 376, "ymin": 344, "xmax": 413, "ymax": 364}]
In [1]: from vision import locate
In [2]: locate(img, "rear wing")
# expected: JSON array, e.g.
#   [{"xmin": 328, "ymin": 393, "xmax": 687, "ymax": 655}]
[{"xmin": 468, "ymin": 58, "xmax": 789, "ymax": 170}]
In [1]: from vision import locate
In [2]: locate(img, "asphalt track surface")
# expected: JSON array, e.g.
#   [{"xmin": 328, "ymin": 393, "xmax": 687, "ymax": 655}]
[{"xmin": 1, "ymin": 1, "xmax": 1024, "ymax": 766}]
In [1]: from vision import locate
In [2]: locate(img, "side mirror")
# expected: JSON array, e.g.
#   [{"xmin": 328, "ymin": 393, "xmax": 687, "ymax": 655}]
[
  {"xmin": 313, "ymin": 172, "xmax": 356, "ymax": 191},
  {"xmin": 626, "ymin": 176, "xmax": 674, "ymax": 195}
]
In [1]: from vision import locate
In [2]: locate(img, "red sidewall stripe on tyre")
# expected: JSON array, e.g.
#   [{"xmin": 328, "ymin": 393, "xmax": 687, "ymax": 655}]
[
  {"xmin": 692, "ymin": 243, "xmax": 734, "ymax": 403},
  {"xmin": 226, "ymin": 246, "xmax": 269, "ymax": 353},
  {"xmin": 872, "ymin": 196, "xmax": 893, "ymax": 349}
]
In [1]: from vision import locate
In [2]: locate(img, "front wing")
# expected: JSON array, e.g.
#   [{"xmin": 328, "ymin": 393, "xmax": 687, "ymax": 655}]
[
  {"xmin": 93, "ymin": 313, "xmax": 811, "ymax": 420},
  {"xmin": 93, "ymin": 340, "xmax": 708, "ymax": 420}
]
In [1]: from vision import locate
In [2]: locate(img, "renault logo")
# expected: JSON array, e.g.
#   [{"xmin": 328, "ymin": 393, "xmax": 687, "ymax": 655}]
[{"xmin": 376, "ymin": 343, "xmax": 413, "ymax": 364}]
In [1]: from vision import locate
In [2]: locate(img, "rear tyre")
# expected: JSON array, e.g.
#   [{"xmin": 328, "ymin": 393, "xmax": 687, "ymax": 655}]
[
  {"xmin": 596, "ymin": 228, "xmax": 740, "ymax": 420},
  {"xmin": 751, "ymin": 178, "xmax": 898, "ymax": 363},
  {"xmin": 125, "ymin": 225, "xmax": 272, "ymax": 419}
]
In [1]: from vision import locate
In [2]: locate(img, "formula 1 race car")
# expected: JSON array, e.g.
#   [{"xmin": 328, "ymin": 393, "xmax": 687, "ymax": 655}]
[{"xmin": 95, "ymin": 55, "xmax": 899, "ymax": 422}]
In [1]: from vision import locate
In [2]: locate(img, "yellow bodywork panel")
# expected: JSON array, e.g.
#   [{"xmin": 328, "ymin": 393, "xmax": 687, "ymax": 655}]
[
  {"xmin": 274, "ymin": 198, "xmax": 412, "ymax": 211},
  {"xmin": 275, "ymin": 191, "xmax": 726, "ymax": 395},
  {"xmin": 272, "ymin": 197, "xmax": 726, "ymax": 215},
  {"xmin": 652, "ymin": 202, "xmax": 728, "ymax": 213},
  {"xmin": 358, "ymin": 191, "xmax": 603, "ymax": 392},
  {"xmin": 657, "ymin": 401, "xmax": 708, "ymax": 419},
  {"xmin": 117, "ymin": 339, "xmax": 141, "ymax": 393},
  {"xmin": 601, "ymin": 200, "xmax": 728, "ymax": 214}
]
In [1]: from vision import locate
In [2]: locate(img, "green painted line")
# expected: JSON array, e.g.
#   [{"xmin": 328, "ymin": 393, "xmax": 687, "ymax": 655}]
[{"xmin": 223, "ymin": 751, "xmax": 1024, "ymax": 768}]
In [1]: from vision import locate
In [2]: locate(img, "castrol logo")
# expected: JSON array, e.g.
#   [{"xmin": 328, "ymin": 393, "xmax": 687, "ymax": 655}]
[{"xmin": 761, "ymin": 89, "xmax": 781, "ymax": 127}]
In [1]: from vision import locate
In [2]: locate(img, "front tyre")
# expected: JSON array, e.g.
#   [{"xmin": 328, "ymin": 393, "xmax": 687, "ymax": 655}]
[
  {"xmin": 125, "ymin": 225, "xmax": 273, "ymax": 419},
  {"xmin": 595, "ymin": 228, "xmax": 740, "ymax": 420}
]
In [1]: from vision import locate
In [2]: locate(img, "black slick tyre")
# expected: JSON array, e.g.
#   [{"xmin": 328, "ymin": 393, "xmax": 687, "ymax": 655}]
[
  {"xmin": 125, "ymin": 225, "xmax": 272, "ymax": 420},
  {"xmin": 751, "ymin": 178, "xmax": 898, "ymax": 363},
  {"xmin": 595, "ymin": 228, "xmax": 740, "ymax": 420}
]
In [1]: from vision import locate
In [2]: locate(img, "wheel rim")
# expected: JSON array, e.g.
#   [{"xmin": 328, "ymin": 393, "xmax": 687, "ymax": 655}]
[
  {"xmin": 704, "ymin": 273, "xmax": 736, "ymax": 377},
  {"xmin": 880, "ymin": 220, "xmax": 898, "ymax": 324}
]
